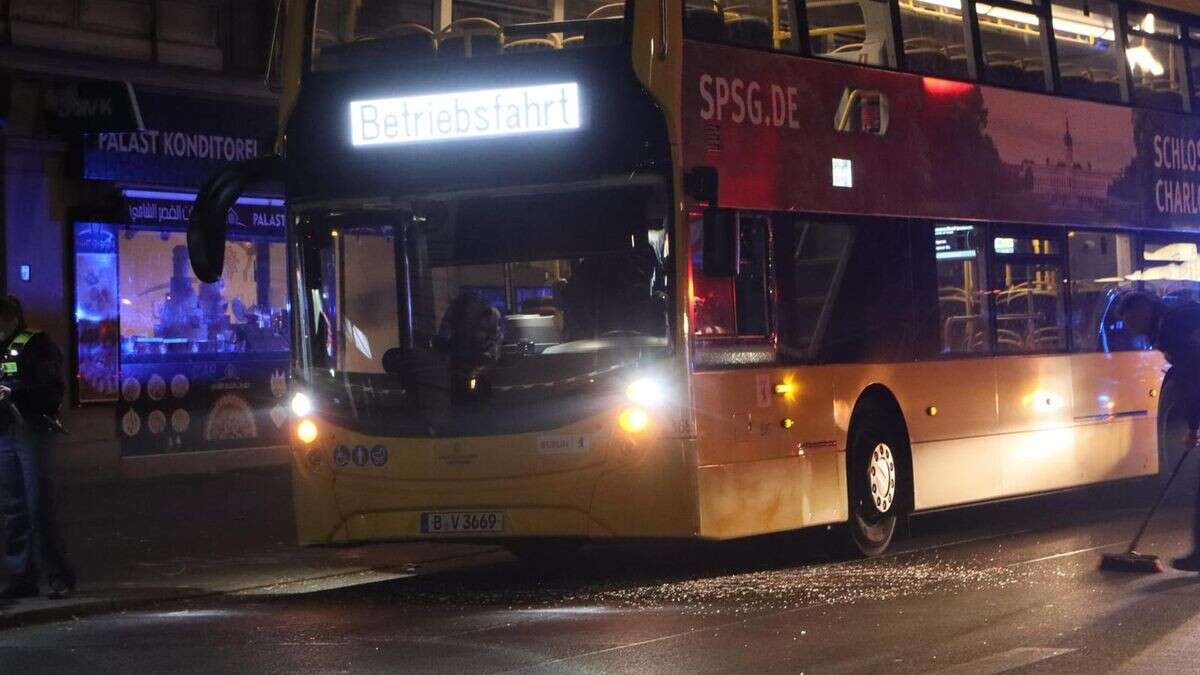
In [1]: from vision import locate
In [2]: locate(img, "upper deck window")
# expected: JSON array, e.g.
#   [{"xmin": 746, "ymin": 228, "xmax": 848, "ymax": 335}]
[
  {"xmin": 1051, "ymin": 0, "xmax": 1121, "ymax": 102},
  {"xmin": 897, "ymin": 0, "xmax": 969, "ymax": 78},
  {"xmin": 805, "ymin": 0, "xmax": 895, "ymax": 65},
  {"xmin": 683, "ymin": 0, "xmax": 800, "ymax": 53},
  {"xmin": 314, "ymin": 0, "xmax": 626, "ymax": 70},
  {"xmin": 1125, "ymin": 9, "xmax": 1186, "ymax": 110},
  {"xmin": 974, "ymin": 0, "xmax": 1049, "ymax": 92}
]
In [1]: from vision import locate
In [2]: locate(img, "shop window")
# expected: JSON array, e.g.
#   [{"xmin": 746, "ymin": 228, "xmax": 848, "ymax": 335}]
[
  {"xmin": 690, "ymin": 213, "xmax": 770, "ymax": 340},
  {"xmin": 1126, "ymin": 11, "xmax": 1185, "ymax": 110},
  {"xmin": 898, "ymin": 0, "xmax": 970, "ymax": 79},
  {"xmin": 74, "ymin": 222, "xmax": 121, "ymax": 403},
  {"xmin": 1051, "ymin": 0, "xmax": 1122, "ymax": 101},
  {"xmin": 118, "ymin": 230, "xmax": 289, "ymax": 360},
  {"xmin": 804, "ymin": 0, "xmax": 895, "ymax": 66},
  {"xmin": 777, "ymin": 218, "xmax": 916, "ymax": 363},
  {"xmin": 976, "ymin": 0, "xmax": 1049, "ymax": 91},
  {"xmin": 934, "ymin": 223, "xmax": 989, "ymax": 354},
  {"xmin": 990, "ymin": 232, "xmax": 1066, "ymax": 353},
  {"xmin": 683, "ymin": 0, "xmax": 798, "ymax": 52}
]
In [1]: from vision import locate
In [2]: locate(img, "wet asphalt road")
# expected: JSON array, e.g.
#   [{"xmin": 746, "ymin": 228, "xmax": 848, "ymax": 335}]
[{"xmin": 6, "ymin": 479, "xmax": 1200, "ymax": 674}]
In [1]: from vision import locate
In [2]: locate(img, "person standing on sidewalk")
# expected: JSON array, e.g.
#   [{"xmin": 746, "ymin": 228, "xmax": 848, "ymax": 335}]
[
  {"xmin": 0, "ymin": 295, "xmax": 74, "ymax": 599},
  {"xmin": 1152, "ymin": 298, "xmax": 1200, "ymax": 572}
]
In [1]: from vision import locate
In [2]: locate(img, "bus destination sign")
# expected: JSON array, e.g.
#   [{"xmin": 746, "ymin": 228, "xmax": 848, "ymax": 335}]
[{"xmin": 350, "ymin": 82, "xmax": 581, "ymax": 146}]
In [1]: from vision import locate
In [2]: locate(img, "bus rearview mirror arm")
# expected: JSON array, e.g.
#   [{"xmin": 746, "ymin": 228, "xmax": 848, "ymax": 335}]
[{"xmin": 188, "ymin": 154, "xmax": 284, "ymax": 283}]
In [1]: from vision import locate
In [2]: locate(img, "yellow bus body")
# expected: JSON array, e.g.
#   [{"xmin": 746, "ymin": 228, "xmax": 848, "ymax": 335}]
[
  {"xmin": 285, "ymin": 0, "xmax": 1166, "ymax": 546},
  {"xmin": 293, "ymin": 351, "xmax": 1160, "ymax": 544}
]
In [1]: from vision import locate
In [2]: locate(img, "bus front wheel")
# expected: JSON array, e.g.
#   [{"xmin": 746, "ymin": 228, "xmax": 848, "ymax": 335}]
[{"xmin": 843, "ymin": 402, "xmax": 910, "ymax": 557}]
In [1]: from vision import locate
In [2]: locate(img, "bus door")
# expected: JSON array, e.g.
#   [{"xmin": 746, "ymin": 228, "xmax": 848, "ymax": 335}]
[
  {"xmin": 986, "ymin": 227, "xmax": 1072, "ymax": 424},
  {"xmin": 987, "ymin": 227, "xmax": 1077, "ymax": 492},
  {"xmin": 1066, "ymin": 231, "xmax": 1161, "ymax": 428}
]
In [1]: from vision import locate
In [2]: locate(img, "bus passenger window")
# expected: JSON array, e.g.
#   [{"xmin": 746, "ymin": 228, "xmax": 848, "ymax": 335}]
[
  {"xmin": 1051, "ymin": 0, "xmax": 1122, "ymax": 102},
  {"xmin": 804, "ymin": 0, "xmax": 896, "ymax": 66},
  {"xmin": 1140, "ymin": 239, "xmax": 1200, "ymax": 307},
  {"xmin": 1126, "ymin": 11, "xmax": 1185, "ymax": 111},
  {"xmin": 897, "ymin": 0, "xmax": 969, "ymax": 79},
  {"xmin": 991, "ymin": 233, "xmax": 1066, "ymax": 353},
  {"xmin": 975, "ymin": 0, "xmax": 1048, "ymax": 91},
  {"xmin": 690, "ymin": 214, "xmax": 770, "ymax": 338},
  {"xmin": 1065, "ymin": 233, "xmax": 1137, "ymax": 353},
  {"xmin": 684, "ymin": 0, "xmax": 799, "ymax": 52},
  {"xmin": 934, "ymin": 224, "xmax": 988, "ymax": 354},
  {"xmin": 777, "ymin": 219, "xmax": 916, "ymax": 363}
]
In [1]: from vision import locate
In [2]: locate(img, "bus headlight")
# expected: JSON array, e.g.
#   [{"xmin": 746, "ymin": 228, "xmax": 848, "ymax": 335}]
[
  {"xmin": 296, "ymin": 418, "xmax": 319, "ymax": 444},
  {"xmin": 618, "ymin": 407, "xmax": 650, "ymax": 433},
  {"xmin": 291, "ymin": 392, "xmax": 313, "ymax": 417},
  {"xmin": 625, "ymin": 377, "xmax": 666, "ymax": 407}
]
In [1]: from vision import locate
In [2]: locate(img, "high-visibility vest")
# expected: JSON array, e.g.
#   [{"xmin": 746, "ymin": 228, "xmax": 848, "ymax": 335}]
[{"xmin": 0, "ymin": 331, "xmax": 38, "ymax": 383}]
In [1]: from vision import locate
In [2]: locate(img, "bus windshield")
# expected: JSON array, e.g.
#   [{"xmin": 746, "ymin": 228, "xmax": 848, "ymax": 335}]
[
  {"xmin": 297, "ymin": 184, "xmax": 671, "ymax": 436},
  {"xmin": 314, "ymin": 0, "xmax": 628, "ymax": 69}
]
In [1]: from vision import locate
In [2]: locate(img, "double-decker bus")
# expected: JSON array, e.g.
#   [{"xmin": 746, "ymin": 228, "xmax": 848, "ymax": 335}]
[{"xmin": 190, "ymin": 0, "xmax": 1200, "ymax": 556}]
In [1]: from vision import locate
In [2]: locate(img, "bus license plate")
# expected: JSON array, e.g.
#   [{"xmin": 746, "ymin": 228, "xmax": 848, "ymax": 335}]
[{"xmin": 421, "ymin": 511, "xmax": 504, "ymax": 534}]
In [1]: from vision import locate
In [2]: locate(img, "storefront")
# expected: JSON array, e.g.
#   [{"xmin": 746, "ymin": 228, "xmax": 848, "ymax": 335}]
[{"xmin": 71, "ymin": 89, "xmax": 290, "ymax": 457}]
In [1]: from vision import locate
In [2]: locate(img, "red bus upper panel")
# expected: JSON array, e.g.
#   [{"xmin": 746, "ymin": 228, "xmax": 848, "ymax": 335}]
[{"xmin": 682, "ymin": 40, "xmax": 1200, "ymax": 231}]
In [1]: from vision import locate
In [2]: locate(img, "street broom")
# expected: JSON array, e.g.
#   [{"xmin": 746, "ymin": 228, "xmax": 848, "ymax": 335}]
[{"xmin": 1099, "ymin": 438, "xmax": 1198, "ymax": 574}]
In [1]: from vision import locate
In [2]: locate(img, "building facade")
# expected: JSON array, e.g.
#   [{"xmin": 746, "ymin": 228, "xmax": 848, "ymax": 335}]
[{"xmin": 0, "ymin": 0, "xmax": 287, "ymax": 481}]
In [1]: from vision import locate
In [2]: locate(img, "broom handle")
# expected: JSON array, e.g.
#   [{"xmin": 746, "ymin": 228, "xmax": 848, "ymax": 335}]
[{"xmin": 1128, "ymin": 438, "xmax": 1198, "ymax": 553}]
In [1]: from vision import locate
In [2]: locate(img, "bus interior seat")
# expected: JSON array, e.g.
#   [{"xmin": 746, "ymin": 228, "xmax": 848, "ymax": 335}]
[
  {"xmin": 504, "ymin": 37, "xmax": 560, "ymax": 52},
  {"xmin": 685, "ymin": 5, "xmax": 725, "ymax": 41},
  {"xmin": 905, "ymin": 49, "xmax": 952, "ymax": 75},
  {"xmin": 588, "ymin": 2, "xmax": 626, "ymax": 18},
  {"xmin": 996, "ymin": 329, "xmax": 1024, "ymax": 351},
  {"xmin": 942, "ymin": 44, "xmax": 970, "ymax": 78},
  {"xmin": 824, "ymin": 43, "xmax": 864, "ymax": 62},
  {"xmin": 1031, "ymin": 326, "xmax": 1063, "ymax": 350},
  {"xmin": 438, "ymin": 18, "xmax": 503, "ymax": 57},
  {"xmin": 984, "ymin": 54, "xmax": 1031, "ymax": 88},
  {"xmin": 1020, "ymin": 67, "xmax": 1048, "ymax": 90},
  {"xmin": 1086, "ymin": 70, "xmax": 1121, "ymax": 100},
  {"xmin": 1059, "ymin": 74, "xmax": 1093, "ymax": 98},
  {"xmin": 379, "ymin": 23, "xmax": 438, "ymax": 56},
  {"xmin": 562, "ymin": 35, "xmax": 586, "ymax": 47},
  {"xmin": 582, "ymin": 2, "xmax": 625, "ymax": 45},
  {"xmin": 724, "ymin": 15, "xmax": 773, "ymax": 49},
  {"xmin": 903, "ymin": 36, "xmax": 942, "ymax": 52}
]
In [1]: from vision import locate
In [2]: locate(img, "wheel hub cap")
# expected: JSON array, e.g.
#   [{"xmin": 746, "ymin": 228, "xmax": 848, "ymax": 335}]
[{"xmin": 868, "ymin": 443, "xmax": 896, "ymax": 513}]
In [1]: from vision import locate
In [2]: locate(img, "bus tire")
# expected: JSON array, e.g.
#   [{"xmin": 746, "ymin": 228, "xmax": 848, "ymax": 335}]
[
  {"xmin": 1158, "ymin": 370, "xmax": 1192, "ymax": 488},
  {"xmin": 844, "ymin": 400, "xmax": 910, "ymax": 557}
]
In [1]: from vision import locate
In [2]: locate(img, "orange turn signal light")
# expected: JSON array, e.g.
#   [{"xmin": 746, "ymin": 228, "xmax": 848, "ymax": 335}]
[
  {"xmin": 618, "ymin": 407, "xmax": 650, "ymax": 433},
  {"xmin": 296, "ymin": 418, "xmax": 319, "ymax": 444}
]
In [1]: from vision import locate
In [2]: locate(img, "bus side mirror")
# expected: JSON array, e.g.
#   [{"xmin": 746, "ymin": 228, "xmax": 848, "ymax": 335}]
[
  {"xmin": 188, "ymin": 155, "xmax": 282, "ymax": 283},
  {"xmin": 702, "ymin": 209, "xmax": 739, "ymax": 277}
]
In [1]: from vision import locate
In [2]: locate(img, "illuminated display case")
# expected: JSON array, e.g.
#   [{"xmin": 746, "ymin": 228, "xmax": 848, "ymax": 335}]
[{"xmin": 73, "ymin": 192, "xmax": 291, "ymax": 455}]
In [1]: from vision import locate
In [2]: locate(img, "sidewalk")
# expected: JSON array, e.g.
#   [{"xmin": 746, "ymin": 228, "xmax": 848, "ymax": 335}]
[{"xmin": 0, "ymin": 465, "xmax": 498, "ymax": 628}]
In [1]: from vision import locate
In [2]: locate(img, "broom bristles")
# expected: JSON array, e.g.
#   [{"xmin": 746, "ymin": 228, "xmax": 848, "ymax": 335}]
[{"xmin": 1099, "ymin": 552, "xmax": 1165, "ymax": 573}]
